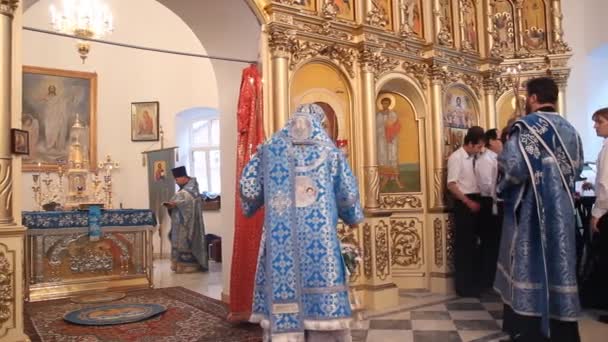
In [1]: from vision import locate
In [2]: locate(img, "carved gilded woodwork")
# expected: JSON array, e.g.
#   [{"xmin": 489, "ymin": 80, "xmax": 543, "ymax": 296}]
[
  {"xmin": 379, "ymin": 194, "xmax": 423, "ymax": 210},
  {"xmin": 299, "ymin": 22, "xmax": 353, "ymax": 41},
  {"xmin": 402, "ymin": 61, "xmax": 430, "ymax": 90},
  {"xmin": 360, "ymin": 47, "xmax": 400, "ymax": 79},
  {"xmin": 289, "ymin": 38, "xmax": 358, "ymax": 78},
  {"xmin": 363, "ymin": 223, "xmax": 373, "ymax": 279},
  {"xmin": 390, "ymin": 218, "xmax": 423, "ymax": 268},
  {"xmin": 375, "ymin": 220, "xmax": 391, "ymax": 280},
  {"xmin": 0, "ymin": 250, "xmax": 14, "ymax": 333},
  {"xmin": 446, "ymin": 215, "xmax": 455, "ymax": 272},
  {"xmin": 433, "ymin": 218, "xmax": 443, "ymax": 267},
  {"xmin": 436, "ymin": 0, "xmax": 454, "ymax": 46},
  {"xmin": 366, "ymin": 0, "xmax": 391, "ymax": 29}
]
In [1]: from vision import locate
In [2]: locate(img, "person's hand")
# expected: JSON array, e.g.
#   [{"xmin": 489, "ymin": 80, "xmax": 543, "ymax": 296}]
[
  {"xmin": 591, "ymin": 216, "xmax": 600, "ymax": 234},
  {"xmin": 163, "ymin": 201, "xmax": 176, "ymax": 209},
  {"xmin": 466, "ymin": 199, "xmax": 480, "ymax": 213}
]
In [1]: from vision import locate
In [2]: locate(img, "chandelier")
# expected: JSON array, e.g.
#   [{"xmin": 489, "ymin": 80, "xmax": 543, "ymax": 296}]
[{"xmin": 50, "ymin": 0, "xmax": 114, "ymax": 63}]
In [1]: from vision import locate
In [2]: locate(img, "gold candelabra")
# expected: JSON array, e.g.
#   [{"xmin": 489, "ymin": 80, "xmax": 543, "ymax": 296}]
[{"xmin": 506, "ymin": 64, "xmax": 525, "ymax": 119}]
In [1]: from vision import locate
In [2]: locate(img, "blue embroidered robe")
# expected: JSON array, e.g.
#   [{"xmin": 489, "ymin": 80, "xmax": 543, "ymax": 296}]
[
  {"xmin": 169, "ymin": 177, "xmax": 208, "ymax": 271},
  {"xmin": 494, "ymin": 112, "xmax": 583, "ymax": 336},
  {"xmin": 240, "ymin": 104, "xmax": 364, "ymax": 341}
]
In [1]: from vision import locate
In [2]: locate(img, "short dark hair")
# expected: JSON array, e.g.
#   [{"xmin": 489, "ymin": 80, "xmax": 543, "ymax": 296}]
[
  {"xmin": 592, "ymin": 107, "xmax": 608, "ymax": 122},
  {"xmin": 464, "ymin": 126, "xmax": 485, "ymax": 145},
  {"xmin": 526, "ymin": 77, "xmax": 558, "ymax": 105},
  {"xmin": 485, "ymin": 129, "xmax": 498, "ymax": 147}
]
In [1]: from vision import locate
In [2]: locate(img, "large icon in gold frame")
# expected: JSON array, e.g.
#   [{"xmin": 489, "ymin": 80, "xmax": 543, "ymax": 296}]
[{"xmin": 375, "ymin": 92, "xmax": 421, "ymax": 193}]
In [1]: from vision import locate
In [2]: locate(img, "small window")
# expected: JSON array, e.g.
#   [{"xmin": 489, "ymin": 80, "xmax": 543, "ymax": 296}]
[{"xmin": 190, "ymin": 118, "xmax": 220, "ymax": 193}]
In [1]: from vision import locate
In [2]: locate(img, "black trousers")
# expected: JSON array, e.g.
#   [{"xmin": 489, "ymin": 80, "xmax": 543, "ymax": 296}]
[
  {"xmin": 453, "ymin": 194, "xmax": 481, "ymax": 297},
  {"xmin": 502, "ymin": 305, "xmax": 580, "ymax": 342},
  {"xmin": 479, "ymin": 197, "xmax": 503, "ymax": 289}
]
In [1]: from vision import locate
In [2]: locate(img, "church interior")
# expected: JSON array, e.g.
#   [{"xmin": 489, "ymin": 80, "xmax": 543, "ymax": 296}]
[{"xmin": 1, "ymin": 0, "xmax": 608, "ymax": 341}]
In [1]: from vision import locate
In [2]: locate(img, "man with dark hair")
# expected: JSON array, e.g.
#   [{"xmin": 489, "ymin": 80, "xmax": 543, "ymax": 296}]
[
  {"xmin": 475, "ymin": 128, "xmax": 503, "ymax": 291},
  {"xmin": 447, "ymin": 125, "xmax": 485, "ymax": 297},
  {"xmin": 495, "ymin": 77, "xmax": 583, "ymax": 341}
]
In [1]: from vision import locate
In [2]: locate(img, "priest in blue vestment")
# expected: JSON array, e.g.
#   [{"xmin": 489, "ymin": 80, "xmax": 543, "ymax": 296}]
[
  {"xmin": 240, "ymin": 103, "xmax": 364, "ymax": 342},
  {"xmin": 164, "ymin": 166, "xmax": 208, "ymax": 273},
  {"xmin": 495, "ymin": 77, "xmax": 583, "ymax": 341}
]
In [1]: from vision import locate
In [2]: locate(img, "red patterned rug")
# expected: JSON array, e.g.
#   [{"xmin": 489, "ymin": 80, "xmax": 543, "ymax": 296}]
[{"xmin": 25, "ymin": 287, "xmax": 262, "ymax": 342}]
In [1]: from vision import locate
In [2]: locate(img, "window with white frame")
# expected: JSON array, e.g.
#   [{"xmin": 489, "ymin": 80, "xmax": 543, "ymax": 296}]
[{"xmin": 190, "ymin": 118, "xmax": 220, "ymax": 194}]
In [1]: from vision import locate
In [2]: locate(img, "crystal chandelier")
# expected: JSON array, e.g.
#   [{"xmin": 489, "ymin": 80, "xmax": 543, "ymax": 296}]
[{"xmin": 50, "ymin": 0, "xmax": 114, "ymax": 63}]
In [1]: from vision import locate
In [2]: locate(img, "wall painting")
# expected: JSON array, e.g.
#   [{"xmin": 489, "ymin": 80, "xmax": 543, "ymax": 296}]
[
  {"xmin": 375, "ymin": 92, "xmax": 421, "ymax": 193},
  {"xmin": 522, "ymin": 0, "xmax": 547, "ymax": 50},
  {"xmin": 442, "ymin": 87, "xmax": 478, "ymax": 160}
]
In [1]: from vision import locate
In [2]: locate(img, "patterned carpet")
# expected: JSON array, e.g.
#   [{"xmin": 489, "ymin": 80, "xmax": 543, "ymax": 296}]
[{"xmin": 25, "ymin": 287, "xmax": 262, "ymax": 342}]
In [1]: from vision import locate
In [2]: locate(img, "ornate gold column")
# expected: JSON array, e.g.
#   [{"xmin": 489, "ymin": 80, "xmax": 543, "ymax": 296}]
[
  {"xmin": 359, "ymin": 48, "xmax": 379, "ymax": 209},
  {"xmin": 555, "ymin": 75, "xmax": 568, "ymax": 116},
  {"xmin": 483, "ymin": 74, "xmax": 498, "ymax": 129},
  {"xmin": 429, "ymin": 66, "xmax": 446, "ymax": 210},
  {"xmin": 267, "ymin": 27, "xmax": 292, "ymax": 133},
  {"xmin": 0, "ymin": 1, "xmax": 29, "ymax": 341}
]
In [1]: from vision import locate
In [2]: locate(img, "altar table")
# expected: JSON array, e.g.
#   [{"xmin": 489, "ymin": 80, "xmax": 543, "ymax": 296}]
[{"xmin": 23, "ymin": 209, "xmax": 156, "ymax": 302}]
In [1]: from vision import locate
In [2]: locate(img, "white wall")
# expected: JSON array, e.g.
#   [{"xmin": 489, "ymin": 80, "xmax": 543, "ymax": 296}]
[
  {"xmin": 21, "ymin": 0, "xmax": 223, "ymax": 255},
  {"xmin": 563, "ymin": 0, "xmax": 608, "ymax": 159}
]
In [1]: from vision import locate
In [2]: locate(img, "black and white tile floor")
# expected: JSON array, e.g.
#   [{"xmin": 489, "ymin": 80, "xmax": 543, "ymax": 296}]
[{"xmin": 351, "ymin": 291, "xmax": 508, "ymax": 342}]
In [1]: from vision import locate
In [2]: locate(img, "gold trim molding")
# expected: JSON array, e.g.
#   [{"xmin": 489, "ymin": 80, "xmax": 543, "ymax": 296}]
[
  {"xmin": 363, "ymin": 223, "xmax": 373, "ymax": 279},
  {"xmin": 433, "ymin": 218, "xmax": 443, "ymax": 267}
]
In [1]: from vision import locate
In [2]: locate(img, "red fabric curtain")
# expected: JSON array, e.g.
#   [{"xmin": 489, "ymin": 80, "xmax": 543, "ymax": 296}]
[{"xmin": 228, "ymin": 64, "xmax": 265, "ymax": 321}]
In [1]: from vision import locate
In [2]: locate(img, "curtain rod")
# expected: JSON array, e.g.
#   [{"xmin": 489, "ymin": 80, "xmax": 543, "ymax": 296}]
[{"xmin": 23, "ymin": 26, "xmax": 258, "ymax": 65}]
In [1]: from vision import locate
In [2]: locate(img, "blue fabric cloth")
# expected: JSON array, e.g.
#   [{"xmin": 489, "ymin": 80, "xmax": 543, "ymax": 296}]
[
  {"xmin": 495, "ymin": 112, "xmax": 583, "ymax": 337},
  {"xmin": 22, "ymin": 209, "xmax": 157, "ymax": 229},
  {"xmin": 240, "ymin": 103, "xmax": 364, "ymax": 340},
  {"xmin": 88, "ymin": 205, "xmax": 102, "ymax": 240},
  {"xmin": 168, "ymin": 177, "xmax": 208, "ymax": 270}
]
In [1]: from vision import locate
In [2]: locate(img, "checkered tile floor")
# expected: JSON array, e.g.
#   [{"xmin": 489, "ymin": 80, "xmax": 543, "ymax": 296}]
[{"xmin": 352, "ymin": 291, "xmax": 508, "ymax": 342}]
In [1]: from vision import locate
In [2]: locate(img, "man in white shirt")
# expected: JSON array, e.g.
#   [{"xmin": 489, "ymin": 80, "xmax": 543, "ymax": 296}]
[
  {"xmin": 475, "ymin": 128, "xmax": 503, "ymax": 291},
  {"xmin": 447, "ymin": 126, "xmax": 485, "ymax": 297},
  {"xmin": 590, "ymin": 107, "xmax": 608, "ymax": 323}
]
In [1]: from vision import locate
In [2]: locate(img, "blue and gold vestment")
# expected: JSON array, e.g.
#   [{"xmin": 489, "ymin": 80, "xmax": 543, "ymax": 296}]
[
  {"xmin": 495, "ymin": 112, "xmax": 583, "ymax": 337},
  {"xmin": 240, "ymin": 104, "xmax": 364, "ymax": 341}
]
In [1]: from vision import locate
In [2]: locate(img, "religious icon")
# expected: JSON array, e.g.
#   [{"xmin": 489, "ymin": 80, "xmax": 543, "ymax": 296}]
[
  {"xmin": 154, "ymin": 160, "xmax": 166, "ymax": 182},
  {"xmin": 375, "ymin": 92, "xmax": 421, "ymax": 193},
  {"xmin": 11, "ymin": 128, "xmax": 29, "ymax": 155},
  {"xmin": 461, "ymin": 0, "xmax": 478, "ymax": 51},
  {"xmin": 22, "ymin": 66, "xmax": 96, "ymax": 171},
  {"xmin": 335, "ymin": 0, "xmax": 355, "ymax": 21},
  {"xmin": 443, "ymin": 87, "xmax": 478, "ymax": 156},
  {"xmin": 399, "ymin": 0, "xmax": 423, "ymax": 37},
  {"xmin": 522, "ymin": 0, "xmax": 547, "ymax": 49},
  {"xmin": 131, "ymin": 101, "xmax": 159, "ymax": 142}
]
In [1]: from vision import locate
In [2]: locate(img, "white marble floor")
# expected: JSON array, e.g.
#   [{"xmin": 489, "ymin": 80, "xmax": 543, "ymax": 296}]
[{"xmin": 151, "ymin": 259, "xmax": 608, "ymax": 341}]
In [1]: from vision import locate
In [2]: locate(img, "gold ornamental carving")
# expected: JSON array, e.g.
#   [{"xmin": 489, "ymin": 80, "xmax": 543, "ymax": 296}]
[
  {"xmin": 402, "ymin": 61, "xmax": 429, "ymax": 90},
  {"xmin": 0, "ymin": 250, "xmax": 14, "ymax": 332},
  {"xmin": 433, "ymin": 218, "xmax": 443, "ymax": 267},
  {"xmin": 321, "ymin": 0, "xmax": 339, "ymax": 20},
  {"xmin": 446, "ymin": 215, "xmax": 455, "ymax": 271},
  {"xmin": 289, "ymin": 39, "xmax": 358, "ymax": 78},
  {"xmin": 375, "ymin": 220, "xmax": 390, "ymax": 280},
  {"xmin": 363, "ymin": 223, "xmax": 373, "ymax": 279},
  {"xmin": 366, "ymin": 2, "xmax": 389, "ymax": 28},
  {"xmin": 338, "ymin": 223, "xmax": 361, "ymax": 283},
  {"xmin": 268, "ymin": 28, "xmax": 295, "ymax": 58},
  {"xmin": 0, "ymin": 0, "xmax": 19, "ymax": 17},
  {"xmin": 379, "ymin": 194, "xmax": 422, "ymax": 210},
  {"xmin": 300, "ymin": 22, "xmax": 353, "ymax": 41},
  {"xmin": 359, "ymin": 47, "xmax": 399, "ymax": 79},
  {"xmin": 390, "ymin": 219, "xmax": 422, "ymax": 268}
]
